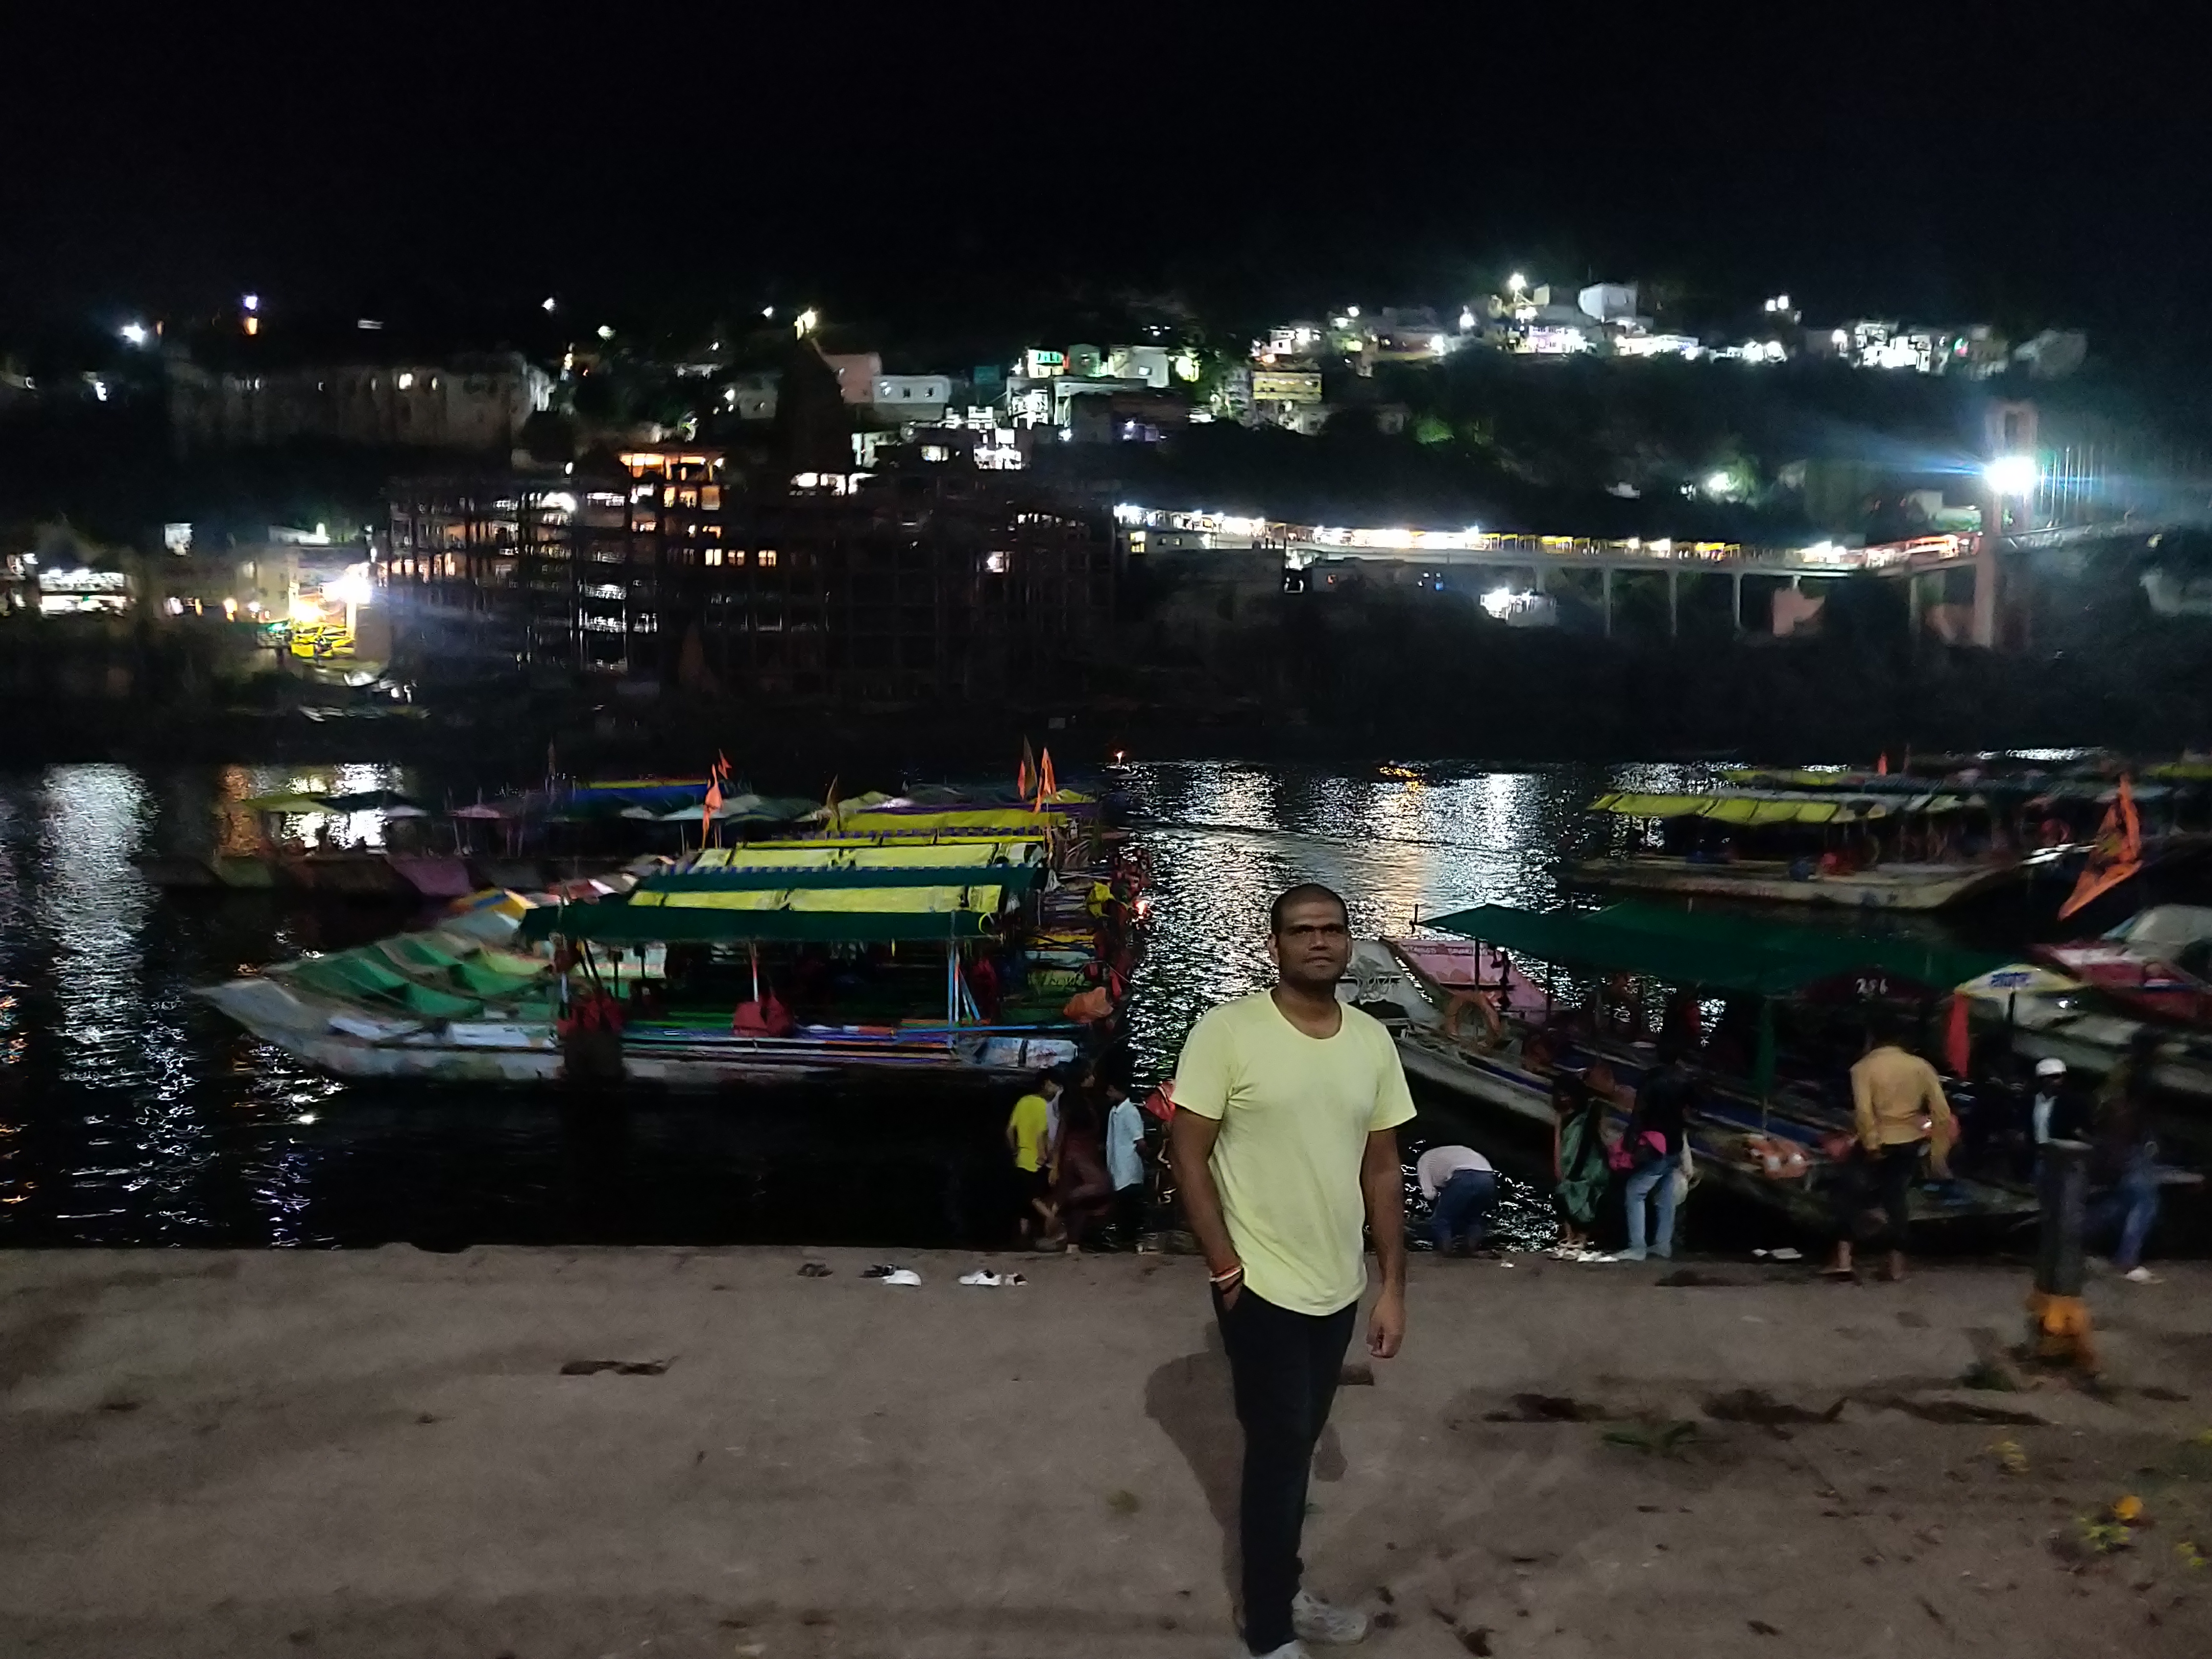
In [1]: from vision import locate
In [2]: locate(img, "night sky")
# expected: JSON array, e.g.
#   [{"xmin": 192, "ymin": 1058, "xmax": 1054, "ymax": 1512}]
[{"xmin": 5, "ymin": 10, "xmax": 2209, "ymax": 354}]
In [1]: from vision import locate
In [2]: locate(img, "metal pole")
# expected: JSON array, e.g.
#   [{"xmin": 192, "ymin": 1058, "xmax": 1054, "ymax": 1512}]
[
  {"xmin": 1667, "ymin": 568, "xmax": 1678, "ymax": 639},
  {"xmin": 1601, "ymin": 566, "xmax": 1613, "ymax": 638},
  {"xmin": 2028, "ymin": 1139, "xmax": 2096, "ymax": 1370}
]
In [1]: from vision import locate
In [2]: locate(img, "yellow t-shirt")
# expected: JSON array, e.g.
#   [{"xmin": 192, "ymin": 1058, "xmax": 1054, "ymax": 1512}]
[
  {"xmin": 1173, "ymin": 992, "xmax": 1417, "ymax": 1316},
  {"xmin": 1009, "ymin": 1093, "xmax": 1051, "ymax": 1172}
]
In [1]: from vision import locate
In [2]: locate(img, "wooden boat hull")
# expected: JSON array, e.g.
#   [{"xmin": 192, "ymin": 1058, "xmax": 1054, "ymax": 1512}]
[
  {"xmin": 1566, "ymin": 856, "xmax": 2024, "ymax": 912},
  {"xmin": 132, "ymin": 855, "xmax": 222, "ymax": 891},
  {"xmin": 195, "ymin": 978, "xmax": 1078, "ymax": 1089}
]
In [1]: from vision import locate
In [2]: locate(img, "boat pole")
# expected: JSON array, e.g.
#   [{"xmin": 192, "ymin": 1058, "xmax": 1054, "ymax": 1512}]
[{"xmin": 2027, "ymin": 1140, "xmax": 2096, "ymax": 1371}]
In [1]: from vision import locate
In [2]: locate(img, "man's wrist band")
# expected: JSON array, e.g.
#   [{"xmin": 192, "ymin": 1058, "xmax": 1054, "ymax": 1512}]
[{"xmin": 1209, "ymin": 1264, "xmax": 1244, "ymax": 1286}]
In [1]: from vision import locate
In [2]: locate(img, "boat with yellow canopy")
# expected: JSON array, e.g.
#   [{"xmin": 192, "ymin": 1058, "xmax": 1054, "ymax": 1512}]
[{"xmin": 1567, "ymin": 787, "xmax": 2065, "ymax": 911}]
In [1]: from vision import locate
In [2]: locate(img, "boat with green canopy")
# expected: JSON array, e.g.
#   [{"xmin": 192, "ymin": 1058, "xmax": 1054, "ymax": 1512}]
[
  {"xmin": 1340, "ymin": 902, "xmax": 2037, "ymax": 1236},
  {"xmin": 196, "ymin": 832, "xmax": 1127, "ymax": 1086}
]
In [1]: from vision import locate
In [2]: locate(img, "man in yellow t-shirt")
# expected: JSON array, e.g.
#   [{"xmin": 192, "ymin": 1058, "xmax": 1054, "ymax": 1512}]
[
  {"xmin": 1169, "ymin": 883, "xmax": 1415, "ymax": 1659},
  {"xmin": 1005, "ymin": 1069, "xmax": 1063, "ymax": 1244}
]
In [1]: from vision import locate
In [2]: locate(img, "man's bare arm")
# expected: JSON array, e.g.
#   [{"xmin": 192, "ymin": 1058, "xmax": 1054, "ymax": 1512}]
[
  {"xmin": 1168, "ymin": 1111, "xmax": 1240, "ymax": 1295},
  {"xmin": 1362, "ymin": 1128, "xmax": 1407, "ymax": 1358}
]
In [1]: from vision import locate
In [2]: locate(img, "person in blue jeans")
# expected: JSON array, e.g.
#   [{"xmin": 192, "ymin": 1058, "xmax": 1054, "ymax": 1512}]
[
  {"xmin": 1623, "ymin": 1040, "xmax": 1695, "ymax": 1262},
  {"xmin": 1417, "ymin": 1144, "xmax": 1498, "ymax": 1254},
  {"xmin": 2089, "ymin": 1034, "xmax": 2163, "ymax": 1283}
]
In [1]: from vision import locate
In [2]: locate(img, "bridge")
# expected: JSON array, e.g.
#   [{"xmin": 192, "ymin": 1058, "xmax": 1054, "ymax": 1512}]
[{"xmin": 1114, "ymin": 506, "xmax": 2172, "ymax": 644}]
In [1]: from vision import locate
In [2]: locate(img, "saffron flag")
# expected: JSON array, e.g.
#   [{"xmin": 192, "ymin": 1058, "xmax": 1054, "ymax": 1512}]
[
  {"xmin": 1877, "ymin": 752, "xmax": 1888, "ymax": 775},
  {"xmin": 1944, "ymin": 994, "xmax": 1972, "ymax": 1078},
  {"xmin": 1039, "ymin": 747, "xmax": 1059, "ymax": 805},
  {"xmin": 1017, "ymin": 738, "xmax": 1037, "ymax": 801},
  {"xmin": 2057, "ymin": 775, "xmax": 2142, "ymax": 920},
  {"xmin": 824, "ymin": 774, "xmax": 841, "ymax": 834}
]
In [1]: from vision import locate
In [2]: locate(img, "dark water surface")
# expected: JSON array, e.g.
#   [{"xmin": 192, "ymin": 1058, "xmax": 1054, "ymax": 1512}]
[{"xmin": 0, "ymin": 755, "xmax": 1894, "ymax": 1252}]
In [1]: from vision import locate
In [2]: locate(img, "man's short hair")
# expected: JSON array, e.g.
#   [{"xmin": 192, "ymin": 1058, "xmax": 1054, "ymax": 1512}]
[
  {"xmin": 1269, "ymin": 882, "xmax": 1349, "ymax": 936},
  {"xmin": 1867, "ymin": 1007, "xmax": 1908, "ymax": 1049}
]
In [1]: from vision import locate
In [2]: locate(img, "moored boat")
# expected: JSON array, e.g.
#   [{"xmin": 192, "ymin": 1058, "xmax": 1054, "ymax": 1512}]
[
  {"xmin": 1345, "ymin": 902, "xmax": 2040, "ymax": 1236},
  {"xmin": 196, "ymin": 790, "xmax": 1140, "ymax": 1090},
  {"xmin": 1566, "ymin": 785, "xmax": 2064, "ymax": 912}
]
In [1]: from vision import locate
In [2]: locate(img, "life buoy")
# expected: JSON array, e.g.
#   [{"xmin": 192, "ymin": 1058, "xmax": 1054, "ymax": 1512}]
[{"xmin": 1444, "ymin": 989, "xmax": 1504, "ymax": 1047}]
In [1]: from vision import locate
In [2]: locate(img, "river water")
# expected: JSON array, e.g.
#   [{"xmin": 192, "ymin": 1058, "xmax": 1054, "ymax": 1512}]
[{"xmin": 0, "ymin": 755, "xmax": 1946, "ymax": 1252}]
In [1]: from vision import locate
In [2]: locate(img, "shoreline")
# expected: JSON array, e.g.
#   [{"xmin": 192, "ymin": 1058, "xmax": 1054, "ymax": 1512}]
[{"xmin": 4, "ymin": 1245, "xmax": 2208, "ymax": 1656}]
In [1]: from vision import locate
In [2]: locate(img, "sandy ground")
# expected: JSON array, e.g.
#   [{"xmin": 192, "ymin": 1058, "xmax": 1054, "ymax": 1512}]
[{"xmin": 3, "ymin": 1246, "xmax": 2211, "ymax": 1659}]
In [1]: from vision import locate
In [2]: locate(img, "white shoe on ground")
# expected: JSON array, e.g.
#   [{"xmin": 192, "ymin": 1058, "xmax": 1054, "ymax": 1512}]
[
  {"xmin": 2123, "ymin": 1265, "xmax": 2160, "ymax": 1284},
  {"xmin": 1240, "ymin": 1644, "xmax": 1312, "ymax": 1659},
  {"xmin": 1292, "ymin": 1588, "xmax": 1370, "ymax": 1645}
]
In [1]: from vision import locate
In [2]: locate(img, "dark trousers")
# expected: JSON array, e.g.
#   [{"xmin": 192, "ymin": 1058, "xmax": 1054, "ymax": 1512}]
[
  {"xmin": 1836, "ymin": 1142, "xmax": 1922, "ymax": 1250},
  {"xmin": 1113, "ymin": 1182, "xmax": 1145, "ymax": 1248},
  {"xmin": 1430, "ymin": 1167, "xmax": 1498, "ymax": 1250},
  {"xmin": 1214, "ymin": 1286, "xmax": 1359, "ymax": 1655}
]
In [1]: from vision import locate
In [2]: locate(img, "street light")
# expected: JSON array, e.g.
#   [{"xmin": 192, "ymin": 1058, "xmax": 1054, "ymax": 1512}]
[
  {"xmin": 541, "ymin": 296, "xmax": 557, "ymax": 312},
  {"xmin": 242, "ymin": 293, "xmax": 260, "ymax": 313},
  {"xmin": 119, "ymin": 323, "xmax": 149, "ymax": 346},
  {"xmin": 1984, "ymin": 455, "xmax": 2038, "ymax": 496},
  {"xmin": 1507, "ymin": 272, "xmax": 1527, "ymax": 294}
]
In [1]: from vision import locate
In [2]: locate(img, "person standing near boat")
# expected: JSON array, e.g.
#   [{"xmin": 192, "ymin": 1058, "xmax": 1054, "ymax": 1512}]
[
  {"xmin": 2088, "ymin": 1032, "xmax": 2163, "ymax": 1284},
  {"xmin": 1620, "ymin": 1039, "xmax": 1695, "ymax": 1262},
  {"xmin": 1169, "ymin": 882, "xmax": 1414, "ymax": 1659},
  {"xmin": 1550, "ymin": 1069, "xmax": 1611, "ymax": 1253},
  {"xmin": 1103, "ymin": 1057, "xmax": 1149, "ymax": 1249},
  {"xmin": 1005, "ymin": 1068, "xmax": 1064, "ymax": 1246},
  {"xmin": 1825, "ymin": 1013, "xmax": 1954, "ymax": 1283}
]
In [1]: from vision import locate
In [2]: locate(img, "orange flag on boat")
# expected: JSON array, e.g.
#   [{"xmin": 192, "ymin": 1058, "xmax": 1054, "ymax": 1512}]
[
  {"xmin": 2058, "ymin": 775, "xmax": 2142, "ymax": 920},
  {"xmin": 1017, "ymin": 738, "xmax": 1037, "ymax": 801},
  {"xmin": 824, "ymin": 774, "xmax": 842, "ymax": 834},
  {"xmin": 1877, "ymin": 752, "xmax": 1888, "ymax": 775},
  {"xmin": 1037, "ymin": 747, "xmax": 1059, "ymax": 808},
  {"xmin": 1943, "ymin": 994, "xmax": 1972, "ymax": 1078}
]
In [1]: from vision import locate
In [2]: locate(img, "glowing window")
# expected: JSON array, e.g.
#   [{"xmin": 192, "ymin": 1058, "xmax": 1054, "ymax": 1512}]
[{"xmin": 758, "ymin": 549, "xmax": 778, "ymax": 568}]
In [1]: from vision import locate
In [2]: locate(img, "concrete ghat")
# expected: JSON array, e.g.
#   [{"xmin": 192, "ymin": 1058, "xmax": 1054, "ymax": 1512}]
[{"xmin": 2, "ymin": 1249, "xmax": 2209, "ymax": 1658}]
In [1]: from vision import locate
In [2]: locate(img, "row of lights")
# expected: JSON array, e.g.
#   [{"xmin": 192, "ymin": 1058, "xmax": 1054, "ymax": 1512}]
[{"xmin": 115, "ymin": 292, "xmax": 817, "ymax": 352}]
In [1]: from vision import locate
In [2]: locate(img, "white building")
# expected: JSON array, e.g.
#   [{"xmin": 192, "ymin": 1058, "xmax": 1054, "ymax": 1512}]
[
  {"xmin": 1104, "ymin": 345, "xmax": 1173, "ymax": 387},
  {"xmin": 872, "ymin": 374, "xmax": 952, "ymax": 420}
]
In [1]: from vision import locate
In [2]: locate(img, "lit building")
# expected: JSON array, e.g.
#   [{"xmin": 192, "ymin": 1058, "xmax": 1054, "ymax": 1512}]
[
  {"xmin": 871, "ymin": 374, "xmax": 953, "ymax": 421},
  {"xmin": 380, "ymin": 457, "xmax": 1114, "ymax": 699}
]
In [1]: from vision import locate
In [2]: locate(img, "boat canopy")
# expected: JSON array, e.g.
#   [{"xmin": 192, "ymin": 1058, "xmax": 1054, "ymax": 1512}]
[
  {"xmin": 516, "ymin": 898, "xmax": 997, "ymax": 944},
  {"xmin": 1590, "ymin": 787, "xmax": 1990, "ymax": 824},
  {"xmin": 824, "ymin": 805, "xmax": 1083, "ymax": 836},
  {"xmin": 1591, "ymin": 789, "xmax": 1891, "ymax": 825},
  {"xmin": 1420, "ymin": 902, "xmax": 2006, "ymax": 1000}
]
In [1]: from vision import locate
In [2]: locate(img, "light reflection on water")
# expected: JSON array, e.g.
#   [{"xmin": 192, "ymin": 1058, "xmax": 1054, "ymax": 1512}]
[{"xmin": 0, "ymin": 757, "xmax": 1719, "ymax": 1250}]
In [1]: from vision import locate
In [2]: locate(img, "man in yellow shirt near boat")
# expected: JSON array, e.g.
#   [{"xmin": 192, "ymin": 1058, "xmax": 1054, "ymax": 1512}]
[
  {"xmin": 1170, "ymin": 883, "xmax": 1415, "ymax": 1659},
  {"xmin": 1005, "ymin": 1068, "xmax": 1064, "ymax": 1245},
  {"xmin": 1825, "ymin": 1012, "xmax": 1954, "ymax": 1283}
]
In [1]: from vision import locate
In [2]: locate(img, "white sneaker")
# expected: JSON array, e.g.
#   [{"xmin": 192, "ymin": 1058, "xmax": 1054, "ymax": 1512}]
[
  {"xmin": 1292, "ymin": 1588, "xmax": 1370, "ymax": 1645},
  {"xmin": 1242, "ymin": 1644, "xmax": 1312, "ymax": 1659},
  {"xmin": 2123, "ymin": 1266, "xmax": 2161, "ymax": 1284}
]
